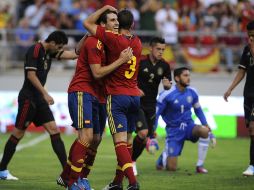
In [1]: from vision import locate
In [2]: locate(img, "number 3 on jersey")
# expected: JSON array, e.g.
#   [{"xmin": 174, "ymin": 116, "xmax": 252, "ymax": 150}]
[{"xmin": 125, "ymin": 56, "xmax": 136, "ymax": 79}]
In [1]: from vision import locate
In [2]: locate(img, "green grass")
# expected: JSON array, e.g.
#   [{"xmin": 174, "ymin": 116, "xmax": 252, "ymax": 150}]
[{"xmin": 0, "ymin": 133, "xmax": 254, "ymax": 190}]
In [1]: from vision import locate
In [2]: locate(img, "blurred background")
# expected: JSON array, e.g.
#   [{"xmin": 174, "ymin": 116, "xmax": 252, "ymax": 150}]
[{"xmin": 0, "ymin": 0, "xmax": 252, "ymax": 138}]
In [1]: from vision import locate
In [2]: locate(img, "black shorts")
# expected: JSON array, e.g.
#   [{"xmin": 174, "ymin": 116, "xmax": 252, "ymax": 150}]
[
  {"xmin": 244, "ymin": 97, "xmax": 254, "ymax": 128},
  {"xmin": 15, "ymin": 97, "xmax": 54, "ymax": 130},
  {"xmin": 135, "ymin": 104, "xmax": 156, "ymax": 136}
]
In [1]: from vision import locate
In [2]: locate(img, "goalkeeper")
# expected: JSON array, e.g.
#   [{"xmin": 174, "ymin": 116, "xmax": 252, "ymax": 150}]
[
  {"xmin": 131, "ymin": 37, "xmax": 172, "ymax": 176},
  {"xmin": 155, "ymin": 67, "xmax": 216, "ymax": 173}
]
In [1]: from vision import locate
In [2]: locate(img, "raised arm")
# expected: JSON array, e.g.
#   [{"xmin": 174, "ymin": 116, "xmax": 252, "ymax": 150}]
[
  {"xmin": 223, "ymin": 69, "xmax": 245, "ymax": 102},
  {"xmin": 57, "ymin": 34, "xmax": 89, "ymax": 60},
  {"xmin": 74, "ymin": 33, "xmax": 88, "ymax": 55},
  {"xmin": 83, "ymin": 5, "xmax": 117, "ymax": 35}
]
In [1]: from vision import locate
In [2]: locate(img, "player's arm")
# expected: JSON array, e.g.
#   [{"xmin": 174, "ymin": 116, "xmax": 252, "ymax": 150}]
[
  {"xmin": 75, "ymin": 33, "xmax": 88, "ymax": 55},
  {"xmin": 27, "ymin": 71, "xmax": 54, "ymax": 105},
  {"xmin": 193, "ymin": 102, "xmax": 208, "ymax": 126},
  {"xmin": 90, "ymin": 47, "xmax": 133, "ymax": 79},
  {"xmin": 162, "ymin": 63, "xmax": 172, "ymax": 90},
  {"xmin": 154, "ymin": 94, "xmax": 168, "ymax": 131},
  {"xmin": 56, "ymin": 34, "xmax": 88, "ymax": 60},
  {"xmin": 223, "ymin": 68, "xmax": 245, "ymax": 102},
  {"xmin": 83, "ymin": 5, "xmax": 117, "ymax": 35}
]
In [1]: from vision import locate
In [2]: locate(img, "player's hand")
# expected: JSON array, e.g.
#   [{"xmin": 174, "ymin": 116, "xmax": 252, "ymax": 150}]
[
  {"xmin": 162, "ymin": 78, "xmax": 172, "ymax": 90},
  {"xmin": 103, "ymin": 5, "xmax": 117, "ymax": 12},
  {"xmin": 43, "ymin": 93, "xmax": 54, "ymax": 105},
  {"xmin": 209, "ymin": 132, "xmax": 216, "ymax": 148},
  {"xmin": 139, "ymin": 89, "xmax": 145, "ymax": 97},
  {"xmin": 120, "ymin": 47, "xmax": 133, "ymax": 63},
  {"xmin": 223, "ymin": 89, "xmax": 231, "ymax": 102}
]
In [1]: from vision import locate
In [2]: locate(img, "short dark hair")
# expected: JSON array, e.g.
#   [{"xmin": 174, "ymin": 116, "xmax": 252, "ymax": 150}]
[
  {"xmin": 247, "ymin": 21, "xmax": 254, "ymax": 31},
  {"xmin": 173, "ymin": 67, "xmax": 190, "ymax": 81},
  {"xmin": 96, "ymin": 9, "xmax": 117, "ymax": 25},
  {"xmin": 45, "ymin": 30, "xmax": 68, "ymax": 45},
  {"xmin": 149, "ymin": 37, "xmax": 165, "ymax": 46},
  {"xmin": 118, "ymin": 9, "xmax": 134, "ymax": 30}
]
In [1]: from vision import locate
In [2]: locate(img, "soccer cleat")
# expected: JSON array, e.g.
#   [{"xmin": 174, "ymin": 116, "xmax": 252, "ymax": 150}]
[
  {"xmin": 242, "ymin": 165, "xmax": 254, "ymax": 176},
  {"xmin": 126, "ymin": 183, "xmax": 140, "ymax": 190},
  {"xmin": 132, "ymin": 161, "xmax": 138, "ymax": 176},
  {"xmin": 196, "ymin": 166, "xmax": 208, "ymax": 174},
  {"xmin": 57, "ymin": 175, "xmax": 68, "ymax": 187},
  {"xmin": 0, "ymin": 170, "xmax": 18, "ymax": 180},
  {"xmin": 156, "ymin": 154, "xmax": 164, "ymax": 170},
  {"xmin": 102, "ymin": 182, "xmax": 123, "ymax": 190}
]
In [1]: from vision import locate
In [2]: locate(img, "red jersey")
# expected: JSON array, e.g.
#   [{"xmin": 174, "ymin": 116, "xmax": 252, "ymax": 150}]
[
  {"xmin": 95, "ymin": 26, "xmax": 142, "ymax": 96},
  {"xmin": 68, "ymin": 36, "xmax": 106, "ymax": 100}
]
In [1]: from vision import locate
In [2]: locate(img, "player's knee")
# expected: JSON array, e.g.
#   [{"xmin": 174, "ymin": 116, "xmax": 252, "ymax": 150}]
[
  {"xmin": 249, "ymin": 123, "xmax": 254, "ymax": 135},
  {"xmin": 167, "ymin": 165, "xmax": 177, "ymax": 171},
  {"xmin": 12, "ymin": 128, "xmax": 25, "ymax": 139},
  {"xmin": 138, "ymin": 129, "xmax": 148, "ymax": 139},
  {"xmin": 79, "ymin": 130, "xmax": 93, "ymax": 144},
  {"xmin": 44, "ymin": 121, "xmax": 60, "ymax": 134},
  {"xmin": 92, "ymin": 135, "xmax": 102, "ymax": 147},
  {"xmin": 199, "ymin": 127, "xmax": 209, "ymax": 138}
]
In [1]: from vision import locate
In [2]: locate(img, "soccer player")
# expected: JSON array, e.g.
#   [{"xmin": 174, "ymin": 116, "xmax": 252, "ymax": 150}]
[
  {"xmin": 132, "ymin": 37, "xmax": 172, "ymax": 176},
  {"xmin": 0, "ymin": 30, "xmax": 84, "ymax": 180},
  {"xmin": 224, "ymin": 21, "xmax": 254, "ymax": 176},
  {"xmin": 155, "ymin": 67, "xmax": 214, "ymax": 172},
  {"xmin": 58, "ymin": 9, "xmax": 133, "ymax": 189},
  {"xmin": 84, "ymin": 5, "xmax": 142, "ymax": 190}
]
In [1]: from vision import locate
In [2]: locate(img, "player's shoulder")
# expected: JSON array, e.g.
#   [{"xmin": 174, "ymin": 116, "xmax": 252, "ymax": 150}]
[
  {"xmin": 157, "ymin": 85, "xmax": 177, "ymax": 102},
  {"xmin": 186, "ymin": 86, "xmax": 198, "ymax": 95},
  {"xmin": 29, "ymin": 42, "xmax": 43, "ymax": 58},
  {"xmin": 159, "ymin": 58, "xmax": 171, "ymax": 67},
  {"xmin": 85, "ymin": 36, "xmax": 104, "ymax": 50},
  {"xmin": 140, "ymin": 54, "xmax": 149, "ymax": 61},
  {"xmin": 242, "ymin": 45, "xmax": 250, "ymax": 55}
]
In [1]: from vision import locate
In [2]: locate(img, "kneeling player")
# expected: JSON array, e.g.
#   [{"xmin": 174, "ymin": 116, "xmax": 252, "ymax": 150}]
[{"xmin": 155, "ymin": 67, "xmax": 216, "ymax": 172}]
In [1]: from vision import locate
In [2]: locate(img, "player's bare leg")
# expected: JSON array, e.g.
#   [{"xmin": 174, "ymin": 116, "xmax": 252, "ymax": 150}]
[{"xmin": 166, "ymin": 157, "xmax": 177, "ymax": 171}]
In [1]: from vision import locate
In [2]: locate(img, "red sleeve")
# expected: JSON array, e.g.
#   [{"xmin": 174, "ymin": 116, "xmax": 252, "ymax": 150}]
[
  {"xmin": 85, "ymin": 37, "xmax": 103, "ymax": 65},
  {"xmin": 95, "ymin": 25, "xmax": 118, "ymax": 50}
]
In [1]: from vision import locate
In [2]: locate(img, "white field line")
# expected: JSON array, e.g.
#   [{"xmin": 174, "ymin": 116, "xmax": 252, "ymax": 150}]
[{"xmin": 0, "ymin": 133, "xmax": 49, "ymax": 159}]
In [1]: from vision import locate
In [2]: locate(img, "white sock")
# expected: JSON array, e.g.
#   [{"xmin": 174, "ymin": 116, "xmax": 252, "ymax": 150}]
[
  {"xmin": 196, "ymin": 137, "xmax": 209, "ymax": 167},
  {"xmin": 162, "ymin": 150, "xmax": 167, "ymax": 168}
]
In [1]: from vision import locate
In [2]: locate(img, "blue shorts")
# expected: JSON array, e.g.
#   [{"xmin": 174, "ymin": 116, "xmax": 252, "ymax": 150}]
[
  {"xmin": 106, "ymin": 95, "xmax": 140, "ymax": 135},
  {"xmin": 68, "ymin": 92, "xmax": 99, "ymax": 131},
  {"xmin": 95, "ymin": 103, "xmax": 107, "ymax": 136},
  {"xmin": 165, "ymin": 121, "xmax": 199, "ymax": 157}
]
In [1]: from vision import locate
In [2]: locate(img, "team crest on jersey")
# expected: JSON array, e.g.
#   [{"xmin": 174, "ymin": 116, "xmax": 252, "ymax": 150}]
[
  {"xmin": 169, "ymin": 147, "xmax": 174, "ymax": 154},
  {"xmin": 143, "ymin": 68, "xmax": 148, "ymax": 72},
  {"xmin": 157, "ymin": 67, "xmax": 163, "ymax": 75},
  {"xmin": 250, "ymin": 56, "xmax": 254, "ymax": 66},
  {"xmin": 187, "ymin": 96, "xmax": 193, "ymax": 103},
  {"xmin": 136, "ymin": 121, "xmax": 143, "ymax": 128},
  {"xmin": 44, "ymin": 61, "xmax": 48, "ymax": 70},
  {"xmin": 96, "ymin": 40, "xmax": 102, "ymax": 50},
  {"xmin": 174, "ymin": 99, "xmax": 179, "ymax": 104}
]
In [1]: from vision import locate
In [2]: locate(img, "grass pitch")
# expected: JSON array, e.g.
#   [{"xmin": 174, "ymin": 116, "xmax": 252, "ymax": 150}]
[{"xmin": 0, "ymin": 133, "xmax": 253, "ymax": 190}]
